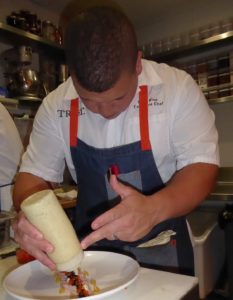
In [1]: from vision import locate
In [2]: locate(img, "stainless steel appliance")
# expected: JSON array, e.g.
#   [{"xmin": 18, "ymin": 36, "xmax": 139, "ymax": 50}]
[{"xmin": 1, "ymin": 46, "xmax": 45, "ymax": 100}]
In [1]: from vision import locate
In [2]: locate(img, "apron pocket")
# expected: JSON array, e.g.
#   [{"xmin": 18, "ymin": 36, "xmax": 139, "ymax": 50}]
[{"xmin": 125, "ymin": 239, "xmax": 179, "ymax": 270}]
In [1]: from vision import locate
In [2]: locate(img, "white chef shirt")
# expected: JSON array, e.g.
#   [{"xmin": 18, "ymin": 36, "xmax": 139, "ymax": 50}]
[
  {"xmin": 20, "ymin": 59, "xmax": 219, "ymax": 184},
  {"xmin": 0, "ymin": 103, "xmax": 23, "ymax": 211}
]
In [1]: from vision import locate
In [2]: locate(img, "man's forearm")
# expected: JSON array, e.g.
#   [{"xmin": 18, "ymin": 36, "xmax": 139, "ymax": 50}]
[
  {"xmin": 149, "ymin": 163, "xmax": 219, "ymax": 224},
  {"xmin": 13, "ymin": 172, "xmax": 51, "ymax": 211}
]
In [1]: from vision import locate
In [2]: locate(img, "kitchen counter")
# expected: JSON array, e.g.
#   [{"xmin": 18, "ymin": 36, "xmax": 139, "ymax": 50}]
[{"xmin": 0, "ymin": 256, "xmax": 199, "ymax": 300}]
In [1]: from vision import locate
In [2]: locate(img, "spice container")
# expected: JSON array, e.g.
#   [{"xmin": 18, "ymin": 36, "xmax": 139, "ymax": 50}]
[
  {"xmin": 208, "ymin": 74, "xmax": 218, "ymax": 87},
  {"xmin": 207, "ymin": 58, "xmax": 218, "ymax": 75},
  {"xmin": 218, "ymin": 72, "xmax": 230, "ymax": 85},
  {"xmin": 219, "ymin": 88, "xmax": 230, "ymax": 98},
  {"xmin": 42, "ymin": 20, "xmax": 55, "ymax": 42},
  {"xmin": 209, "ymin": 90, "xmax": 218, "ymax": 100},
  {"xmin": 218, "ymin": 55, "xmax": 230, "ymax": 71},
  {"xmin": 197, "ymin": 61, "xmax": 208, "ymax": 89}
]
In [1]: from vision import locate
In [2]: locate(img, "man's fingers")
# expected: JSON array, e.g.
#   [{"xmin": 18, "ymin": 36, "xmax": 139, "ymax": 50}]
[
  {"xmin": 82, "ymin": 216, "xmax": 127, "ymax": 249},
  {"xmin": 12, "ymin": 211, "xmax": 43, "ymax": 240},
  {"xmin": 81, "ymin": 227, "xmax": 106, "ymax": 249},
  {"xmin": 91, "ymin": 202, "xmax": 124, "ymax": 230}
]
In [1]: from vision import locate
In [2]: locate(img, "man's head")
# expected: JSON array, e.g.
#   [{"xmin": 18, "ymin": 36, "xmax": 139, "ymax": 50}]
[{"xmin": 64, "ymin": 6, "xmax": 139, "ymax": 93}]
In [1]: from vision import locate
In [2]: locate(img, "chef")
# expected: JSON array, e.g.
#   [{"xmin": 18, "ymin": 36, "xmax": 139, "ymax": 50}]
[
  {"xmin": 12, "ymin": 5, "xmax": 219, "ymax": 276},
  {"xmin": 0, "ymin": 103, "xmax": 23, "ymax": 211}
]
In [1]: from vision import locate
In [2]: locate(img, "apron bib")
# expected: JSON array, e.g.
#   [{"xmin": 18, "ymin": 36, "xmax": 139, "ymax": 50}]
[{"xmin": 69, "ymin": 85, "xmax": 194, "ymax": 275}]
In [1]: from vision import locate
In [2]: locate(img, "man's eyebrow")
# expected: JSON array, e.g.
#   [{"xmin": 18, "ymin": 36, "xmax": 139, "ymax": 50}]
[{"xmin": 114, "ymin": 92, "xmax": 127, "ymax": 100}]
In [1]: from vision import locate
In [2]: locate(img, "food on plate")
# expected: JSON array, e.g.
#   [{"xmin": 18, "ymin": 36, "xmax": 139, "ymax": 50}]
[
  {"xmin": 54, "ymin": 268, "xmax": 100, "ymax": 298},
  {"xmin": 21, "ymin": 189, "xmax": 83, "ymax": 271}
]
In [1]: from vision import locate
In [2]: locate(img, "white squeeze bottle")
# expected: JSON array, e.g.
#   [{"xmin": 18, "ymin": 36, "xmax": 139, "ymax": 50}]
[{"xmin": 21, "ymin": 189, "xmax": 83, "ymax": 271}]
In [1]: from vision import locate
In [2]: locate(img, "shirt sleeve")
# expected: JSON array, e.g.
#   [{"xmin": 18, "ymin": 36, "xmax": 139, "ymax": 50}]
[
  {"xmin": 170, "ymin": 72, "xmax": 219, "ymax": 170},
  {"xmin": 0, "ymin": 103, "xmax": 23, "ymax": 185},
  {"xmin": 20, "ymin": 96, "xmax": 66, "ymax": 183}
]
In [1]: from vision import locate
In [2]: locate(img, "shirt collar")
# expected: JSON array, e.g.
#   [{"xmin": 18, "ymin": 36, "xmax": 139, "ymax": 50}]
[
  {"xmin": 63, "ymin": 59, "xmax": 163, "ymax": 100},
  {"xmin": 63, "ymin": 77, "xmax": 78, "ymax": 101}
]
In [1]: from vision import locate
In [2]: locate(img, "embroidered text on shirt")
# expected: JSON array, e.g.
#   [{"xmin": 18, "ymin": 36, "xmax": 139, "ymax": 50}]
[
  {"xmin": 57, "ymin": 107, "xmax": 86, "ymax": 117},
  {"xmin": 133, "ymin": 98, "xmax": 164, "ymax": 109}
]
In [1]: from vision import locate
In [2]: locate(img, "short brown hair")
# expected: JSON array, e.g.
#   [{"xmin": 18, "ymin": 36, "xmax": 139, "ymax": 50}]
[{"xmin": 64, "ymin": 6, "xmax": 138, "ymax": 92}]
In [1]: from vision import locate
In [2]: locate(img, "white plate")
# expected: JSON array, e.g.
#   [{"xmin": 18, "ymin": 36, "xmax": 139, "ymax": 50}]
[{"xmin": 3, "ymin": 251, "xmax": 139, "ymax": 300}]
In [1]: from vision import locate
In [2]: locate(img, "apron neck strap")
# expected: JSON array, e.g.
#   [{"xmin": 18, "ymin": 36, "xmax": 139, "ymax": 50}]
[
  {"xmin": 139, "ymin": 85, "xmax": 151, "ymax": 151},
  {"xmin": 70, "ymin": 97, "xmax": 79, "ymax": 147},
  {"xmin": 69, "ymin": 85, "xmax": 151, "ymax": 150}
]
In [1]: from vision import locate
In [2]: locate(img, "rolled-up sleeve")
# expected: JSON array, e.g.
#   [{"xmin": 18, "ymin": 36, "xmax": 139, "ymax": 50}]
[
  {"xmin": 171, "ymin": 73, "xmax": 219, "ymax": 170},
  {"xmin": 20, "ymin": 96, "xmax": 66, "ymax": 183}
]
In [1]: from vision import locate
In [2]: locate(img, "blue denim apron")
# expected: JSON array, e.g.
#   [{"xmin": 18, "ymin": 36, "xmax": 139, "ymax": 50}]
[{"xmin": 69, "ymin": 85, "xmax": 194, "ymax": 275}]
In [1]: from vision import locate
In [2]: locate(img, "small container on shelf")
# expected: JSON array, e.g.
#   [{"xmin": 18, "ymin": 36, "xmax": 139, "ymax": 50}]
[
  {"xmin": 207, "ymin": 74, "xmax": 218, "ymax": 87},
  {"xmin": 42, "ymin": 20, "xmax": 56, "ymax": 42},
  {"xmin": 207, "ymin": 58, "xmax": 218, "ymax": 75},
  {"xmin": 218, "ymin": 88, "xmax": 230, "ymax": 98},
  {"xmin": 209, "ymin": 89, "xmax": 219, "ymax": 100},
  {"xmin": 197, "ymin": 61, "xmax": 208, "ymax": 89},
  {"xmin": 218, "ymin": 55, "xmax": 230, "ymax": 72},
  {"xmin": 218, "ymin": 72, "xmax": 230, "ymax": 85}
]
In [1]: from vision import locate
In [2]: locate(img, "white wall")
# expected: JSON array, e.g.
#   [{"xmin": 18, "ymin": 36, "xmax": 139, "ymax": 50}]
[{"xmin": 136, "ymin": 0, "xmax": 233, "ymax": 45}]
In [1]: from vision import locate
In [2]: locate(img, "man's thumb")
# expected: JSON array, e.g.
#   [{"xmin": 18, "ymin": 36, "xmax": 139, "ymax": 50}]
[{"xmin": 109, "ymin": 174, "xmax": 131, "ymax": 199}]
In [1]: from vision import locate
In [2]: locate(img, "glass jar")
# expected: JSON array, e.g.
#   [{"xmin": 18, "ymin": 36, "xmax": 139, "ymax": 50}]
[
  {"xmin": 218, "ymin": 72, "xmax": 230, "ymax": 85},
  {"xmin": 219, "ymin": 88, "xmax": 230, "ymax": 98},
  {"xmin": 208, "ymin": 74, "xmax": 218, "ymax": 87},
  {"xmin": 42, "ymin": 20, "xmax": 55, "ymax": 42},
  {"xmin": 209, "ymin": 90, "xmax": 218, "ymax": 99},
  {"xmin": 218, "ymin": 55, "xmax": 230, "ymax": 71}
]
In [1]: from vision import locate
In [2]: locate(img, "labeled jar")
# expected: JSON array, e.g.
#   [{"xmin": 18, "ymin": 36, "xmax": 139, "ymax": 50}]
[
  {"xmin": 219, "ymin": 88, "xmax": 230, "ymax": 98},
  {"xmin": 42, "ymin": 20, "xmax": 55, "ymax": 42},
  {"xmin": 218, "ymin": 55, "xmax": 230, "ymax": 71},
  {"xmin": 207, "ymin": 58, "xmax": 218, "ymax": 75},
  {"xmin": 218, "ymin": 72, "xmax": 230, "ymax": 85},
  {"xmin": 209, "ymin": 90, "xmax": 218, "ymax": 99},
  {"xmin": 208, "ymin": 74, "xmax": 218, "ymax": 87}
]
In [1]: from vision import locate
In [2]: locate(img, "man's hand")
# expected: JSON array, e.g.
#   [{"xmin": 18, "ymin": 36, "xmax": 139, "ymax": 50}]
[
  {"xmin": 81, "ymin": 175, "xmax": 159, "ymax": 249},
  {"xmin": 12, "ymin": 211, "xmax": 56, "ymax": 270}
]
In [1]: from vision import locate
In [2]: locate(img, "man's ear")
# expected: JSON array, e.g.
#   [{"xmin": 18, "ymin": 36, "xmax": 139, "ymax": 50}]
[{"xmin": 136, "ymin": 51, "xmax": 142, "ymax": 75}]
